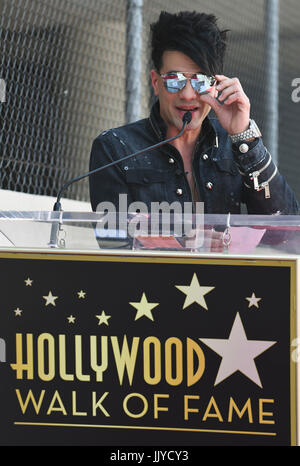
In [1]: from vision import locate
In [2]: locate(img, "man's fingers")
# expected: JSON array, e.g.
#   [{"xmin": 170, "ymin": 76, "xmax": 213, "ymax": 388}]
[
  {"xmin": 223, "ymin": 91, "xmax": 245, "ymax": 105},
  {"xmin": 217, "ymin": 83, "xmax": 240, "ymax": 101},
  {"xmin": 199, "ymin": 92, "xmax": 223, "ymax": 111},
  {"xmin": 216, "ymin": 75, "xmax": 240, "ymax": 90},
  {"xmin": 215, "ymin": 74, "xmax": 227, "ymax": 82}
]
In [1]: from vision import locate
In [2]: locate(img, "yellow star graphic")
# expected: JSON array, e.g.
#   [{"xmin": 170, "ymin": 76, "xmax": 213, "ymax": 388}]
[
  {"xmin": 77, "ymin": 290, "xmax": 86, "ymax": 299},
  {"xmin": 43, "ymin": 291, "xmax": 58, "ymax": 306},
  {"xmin": 175, "ymin": 273, "xmax": 215, "ymax": 310},
  {"xmin": 96, "ymin": 311, "xmax": 111, "ymax": 326},
  {"xmin": 67, "ymin": 315, "xmax": 76, "ymax": 324},
  {"xmin": 129, "ymin": 293, "xmax": 159, "ymax": 321},
  {"xmin": 246, "ymin": 292, "xmax": 261, "ymax": 308},
  {"xmin": 24, "ymin": 278, "xmax": 33, "ymax": 286}
]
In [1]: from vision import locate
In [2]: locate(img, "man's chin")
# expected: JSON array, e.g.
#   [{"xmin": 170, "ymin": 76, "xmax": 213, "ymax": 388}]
[
  {"xmin": 182, "ymin": 115, "xmax": 203, "ymax": 132},
  {"xmin": 165, "ymin": 112, "xmax": 203, "ymax": 134}
]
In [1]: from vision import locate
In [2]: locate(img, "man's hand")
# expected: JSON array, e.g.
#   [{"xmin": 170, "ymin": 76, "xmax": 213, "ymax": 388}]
[
  {"xmin": 185, "ymin": 228, "xmax": 225, "ymax": 252},
  {"xmin": 200, "ymin": 74, "xmax": 250, "ymax": 135}
]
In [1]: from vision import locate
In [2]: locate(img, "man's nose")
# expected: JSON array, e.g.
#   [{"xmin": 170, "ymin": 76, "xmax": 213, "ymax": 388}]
[{"xmin": 179, "ymin": 79, "xmax": 198, "ymax": 99}]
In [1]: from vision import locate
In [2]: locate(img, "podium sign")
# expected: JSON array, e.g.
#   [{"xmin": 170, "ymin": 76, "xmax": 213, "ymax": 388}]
[{"xmin": 0, "ymin": 250, "xmax": 296, "ymax": 446}]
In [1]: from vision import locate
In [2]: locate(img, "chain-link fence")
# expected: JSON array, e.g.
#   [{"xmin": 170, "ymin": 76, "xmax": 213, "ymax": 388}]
[{"xmin": 0, "ymin": 0, "xmax": 299, "ymax": 204}]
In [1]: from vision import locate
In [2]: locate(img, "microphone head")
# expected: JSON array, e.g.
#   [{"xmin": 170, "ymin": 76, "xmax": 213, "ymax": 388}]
[{"xmin": 182, "ymin": 111, "xmax": 192, "ymax": 124}]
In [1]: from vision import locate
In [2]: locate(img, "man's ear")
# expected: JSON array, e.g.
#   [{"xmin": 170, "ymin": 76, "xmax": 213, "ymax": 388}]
[{"xmin": 150, "ymin": 69, "xmax": 159, "ymax": 96}]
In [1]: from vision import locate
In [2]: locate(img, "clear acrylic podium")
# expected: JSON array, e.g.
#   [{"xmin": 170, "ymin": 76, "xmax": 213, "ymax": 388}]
[
  {"xmin": 0, "ymin": 211, "xmax": 299, "ymax": 446},
  {"xmin": 0, "ymin": 210, "xmax": 299, "ymax": 255}
]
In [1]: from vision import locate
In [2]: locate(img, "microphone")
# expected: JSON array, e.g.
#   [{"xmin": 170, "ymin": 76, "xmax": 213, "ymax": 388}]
[
  {"xmin": 182, "ymin": 111, "xmax": 192, "ymax": 124},
  {"xmin": 49, "ymin": 111, "xmax": 192, "ymax": 247},
  {"xmin": 53, "ymin": 111, "xmax": 192, "ymax": 211}
]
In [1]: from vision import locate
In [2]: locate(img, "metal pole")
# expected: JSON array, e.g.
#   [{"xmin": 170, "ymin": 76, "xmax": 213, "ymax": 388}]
[
  {"xmin": 264, "ymin": 0, "xmax": 279, "ymax": 165},
  {"xmin": 126, "ymin": 0, "xmax": 143, "ymax": 123}
]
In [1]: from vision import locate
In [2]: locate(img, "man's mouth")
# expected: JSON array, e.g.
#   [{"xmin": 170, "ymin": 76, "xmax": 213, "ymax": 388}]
[{"xmin": 176, "ymin": 106, "xmax": 199, "ymax": 117}]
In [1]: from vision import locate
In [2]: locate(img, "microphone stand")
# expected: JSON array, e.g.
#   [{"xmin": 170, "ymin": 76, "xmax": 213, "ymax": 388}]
[{"xmin": 48, "ymin": 112, "xmax": 192, "ymax": 247}]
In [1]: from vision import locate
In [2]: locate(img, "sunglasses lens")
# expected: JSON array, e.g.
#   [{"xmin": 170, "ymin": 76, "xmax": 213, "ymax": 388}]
[
  {"xmin": 192, "ymin": 75, "xmax": 216, "ymax": 94},
  {"xmin": 163, "ymin": 74, "xmax": 186, "ymax": 93}
]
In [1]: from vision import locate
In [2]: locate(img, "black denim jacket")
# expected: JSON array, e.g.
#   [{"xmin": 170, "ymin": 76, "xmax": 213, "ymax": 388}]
[{"xmin": 89, "ymin": 101, "xmax": 299, "ymax": 215}]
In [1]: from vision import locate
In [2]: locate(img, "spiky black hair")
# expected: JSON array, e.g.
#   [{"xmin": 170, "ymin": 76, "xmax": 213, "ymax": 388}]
[{"xmin": 150, "ymin": 11, "xmax": 228, "ymax": 75}]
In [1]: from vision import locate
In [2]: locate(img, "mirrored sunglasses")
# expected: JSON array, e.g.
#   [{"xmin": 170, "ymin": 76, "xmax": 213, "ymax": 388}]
[{"xmin": 160, "ymin": 72, "xmax": 216, "ymax": 94}]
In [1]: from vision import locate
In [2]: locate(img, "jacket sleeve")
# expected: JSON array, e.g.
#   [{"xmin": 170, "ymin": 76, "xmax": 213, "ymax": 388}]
[
  {"xmin": 232, "ymin": 138, "xmax": 299, "ymax": 214},
  {"xmin": 89, "ymin": 132, "xmax": 133, "ymax": 212}
]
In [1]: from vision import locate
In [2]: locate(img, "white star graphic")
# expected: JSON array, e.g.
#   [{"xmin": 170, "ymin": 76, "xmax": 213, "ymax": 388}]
[
  {"xmin": 67, "ymin": 315, "xmax": 76, "ymax": 324},
  {"xmin": 175, "ymin": 273, "xmax": 215, "ymax": 310},
  {"xmin": 246, "ymin": 292, "xmax": 261, "ymax": 308},
  {"xmin": 13, "ymin": 307, "xmax": 23, "ymax": 316},
  {"xmin": 200, "ymin": 312, "xmax": 276, "ymax": 387},
  {"xmin": 95, "ymin": 311, "xmax": 111, "ymax": 326},
  {"xmin": 24, "ymin": 278, "xmax": 33, "ymax": 286},
  {"xmin": 43, "ymin": 291, "xmax": 58, "ymax": 306},
  {"xmin": 129, "ymin": 293, "xmax": 159, "ymax": 321},
  {"xmin": 77, "ymin": 290, "xmax": 86, "ymax": 299}
]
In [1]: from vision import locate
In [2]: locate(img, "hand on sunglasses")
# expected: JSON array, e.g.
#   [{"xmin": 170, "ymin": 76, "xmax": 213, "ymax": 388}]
[{"xmin": 199, "ymin": 74, "xmax": 251, "ymax": 136}]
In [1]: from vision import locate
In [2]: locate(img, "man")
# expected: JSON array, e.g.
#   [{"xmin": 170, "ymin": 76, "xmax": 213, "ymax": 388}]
[{"xmin": 89, "ymin": 11, "xmax": 298, "ymax": 216}]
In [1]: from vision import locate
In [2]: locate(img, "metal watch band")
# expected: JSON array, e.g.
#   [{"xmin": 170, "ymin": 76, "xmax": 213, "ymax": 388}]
[{"xmin": 230, "ymin": 119, "xmax": 261, "ymax": 144}]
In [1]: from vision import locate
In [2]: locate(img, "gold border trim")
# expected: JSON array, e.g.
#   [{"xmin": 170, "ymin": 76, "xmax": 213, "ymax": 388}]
[{"xmin": 14, "ymin": 421, "xmax": 276, "ymax": 437}]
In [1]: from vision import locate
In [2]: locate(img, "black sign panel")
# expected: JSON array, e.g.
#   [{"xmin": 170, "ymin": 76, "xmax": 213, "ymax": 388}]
[{"xmin": 0, "ymin": 252, "xmax": 296, "ymax": 446}]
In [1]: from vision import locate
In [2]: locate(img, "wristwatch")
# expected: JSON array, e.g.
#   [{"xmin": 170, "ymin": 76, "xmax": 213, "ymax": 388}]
[{"xmin": 230, "ymin": 119, "xmax": 262, "ymax": 144}]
